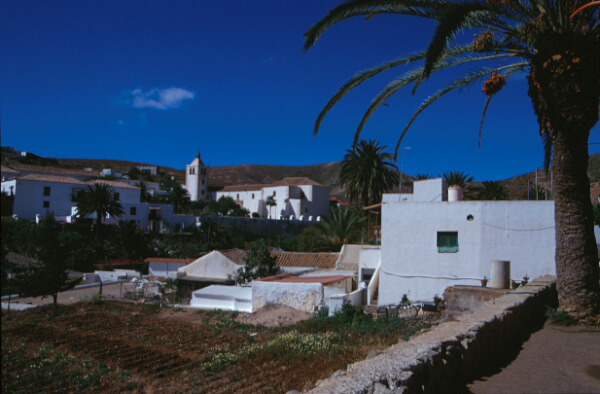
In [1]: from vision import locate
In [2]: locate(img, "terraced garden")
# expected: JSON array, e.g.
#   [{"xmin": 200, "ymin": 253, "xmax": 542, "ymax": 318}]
[{"xmin": 2, "ymin": 301, "xmax": 436, "ymax": 393}]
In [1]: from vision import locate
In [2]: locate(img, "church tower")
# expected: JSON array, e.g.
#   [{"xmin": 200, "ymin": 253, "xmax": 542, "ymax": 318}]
[{"xmin": 186, "ymin": 152, "xmax": 209, "ymax": 201}]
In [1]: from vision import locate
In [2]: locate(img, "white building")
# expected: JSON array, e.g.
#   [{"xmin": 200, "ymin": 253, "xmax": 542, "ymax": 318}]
[
  {"xmin": 185, "ymin": 153, "xmax": 209, "ymax": 202},
  {"xmin": 377, "ymin": 178, "xmax": 556, "ymax": 305},
  {"xmin": 1, "ymin": 173, "xmax": 200, "ymax": 231},
  {"xmin": 216, "ymin": 177, "xmax": 330, "ymax": 220},
  {"xmin": 1, "ymin": 174, "xmax": 139, "ymax": 221}
]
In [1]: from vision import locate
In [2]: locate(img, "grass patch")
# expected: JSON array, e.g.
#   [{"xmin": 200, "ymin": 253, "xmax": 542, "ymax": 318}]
[{"xmin": 545, "ymin": 306, "xmax": 579, "ymax": 326}]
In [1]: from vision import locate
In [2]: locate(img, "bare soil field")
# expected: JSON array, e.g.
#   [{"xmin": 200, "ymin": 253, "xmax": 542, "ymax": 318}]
[{"xmin": 2, "ymin": 301, "xmax": 436, "ymax": 393}]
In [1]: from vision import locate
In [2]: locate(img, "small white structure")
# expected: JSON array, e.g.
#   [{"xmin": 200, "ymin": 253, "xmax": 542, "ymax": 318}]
[
  {"xmin": 377, "ymin": 178, "xmax": 556, "ymax": 304},
  {"xmin": 146, "ymin": 257, "xmax": 194, "ymax": 280},
  {"xmin": 216, "ymin": 177, "xmax": 330, "ymax": 220},
  {"xmin": 191, "ymin": 285, "xmax": 252, "ymax": 312},
  {"xmin": 185, "ymin": 152, "xmax": 209, "ymax": 202},
  {"xmin": 177, "ymin": 249, "xmax": 246, "ymax": 282}
]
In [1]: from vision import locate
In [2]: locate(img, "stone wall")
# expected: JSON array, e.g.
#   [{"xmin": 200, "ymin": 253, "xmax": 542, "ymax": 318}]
[
  {"xmin": 253, "ymin": 281, "xmax": 324, "ymax": 313},
  {"xmin": 305, "ymin": 276, "xmax": 557, "ymax": 393}
]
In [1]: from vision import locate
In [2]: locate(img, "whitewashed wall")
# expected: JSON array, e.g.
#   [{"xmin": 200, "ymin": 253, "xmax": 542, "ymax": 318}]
[
  {"xmin": 379, "ymin": 199, "xmax": 555, "ymax": 304},
  {"xmin": 178, "ymin": 251, "xmax": 241, "ymax": 280},
  {"xmin": 149, "ymin": 262, "xmax": 188, "ymax": 279},
  {"xmin": 191, "ymin": 285, "xmax": 252, "ymax": 312}
]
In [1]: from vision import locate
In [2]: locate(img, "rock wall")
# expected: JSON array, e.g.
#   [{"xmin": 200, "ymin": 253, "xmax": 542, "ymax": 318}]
[
  {"xmin": 253, "ymin": 281, "xmax": 324, "ymax": 313},
  {"xmin": 305, "ymin": 276, "xmax": 557, "ymax": 393}
]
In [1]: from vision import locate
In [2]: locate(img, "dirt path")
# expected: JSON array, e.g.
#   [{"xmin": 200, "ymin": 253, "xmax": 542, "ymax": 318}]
[{"xmin": 468, "ymin": 323, "xmax": 600, "ymax": 393}]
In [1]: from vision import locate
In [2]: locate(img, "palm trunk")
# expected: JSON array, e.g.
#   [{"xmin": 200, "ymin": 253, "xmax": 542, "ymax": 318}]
[{"xmin": 528, "ymin": 30, "xmax": 600, "ymax": 322}]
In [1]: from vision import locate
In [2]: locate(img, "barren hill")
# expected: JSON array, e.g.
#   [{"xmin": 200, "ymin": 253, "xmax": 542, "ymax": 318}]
[{"xmin": 3, "ymin": 148, "xmax": 599, "ymax": 202}]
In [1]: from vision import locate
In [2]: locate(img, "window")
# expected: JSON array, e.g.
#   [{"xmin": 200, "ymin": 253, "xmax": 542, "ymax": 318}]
[
  {"xmin": 437, "ymin": 231, "xmax": 458, "ymax": 253},
  {"xmin": 202, "ymin": 179, "xmax": 205, "ymax": 185},
  {"xmin": 189, "ymin": 168, "xmax": 195, "ymax": 175},
  {"xmin": 252, "ymin": 193, "xmax": 255, "ymax": 199},
  {"xmin": 43, "ymin": 201, "xmax": 50, "ymax": 208},
  {"xmin": 114, "ymin": 192, "xmax": 120, "ymax": 201},
  {"xmin": 130, "ymin": 207, "xmax": 137, "ymax": 216},
  {"xmin": 72, "ymin": 189, "xmax": 83, "ymax": 202},
  {"xmin": 43, "ymin": 186, "xmax": 51, "ymax": 196},
  {"xmin": 273, "ymin": 191, "xmax": 276, "ymax": 197}
]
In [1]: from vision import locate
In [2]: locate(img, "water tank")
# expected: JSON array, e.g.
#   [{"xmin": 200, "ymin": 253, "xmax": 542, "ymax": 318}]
[
  {"xmin": 448, "ymin": 186, "xmax": 463, "ymax": 202},
  {"xmin": 490, "ymin": 260, "xmax": 511, "ymax": 289}
]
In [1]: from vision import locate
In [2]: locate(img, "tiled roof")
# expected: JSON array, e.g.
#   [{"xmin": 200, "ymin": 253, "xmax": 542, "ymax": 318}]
[
  {"xmin": 269, "ymin": 177, "xmax": 323, "ymax": 187},
  {"xmin": 220, "ymin": 177, "xmax": 324, "ymax": 193},
  {"xmin": 88, "ymin": 179, "xmax": 140, "ymax": 189},
  {"xmin": 144, "ymin": 257, "xmax": 195, "ymax": 264},
  {"xmin": 271, "ymin": 251, "xmax": 339, "ymax": 269},
  {"xmin": 17, "ymin": 173, "xmax": 87, "ymax": 185},
  {"xmin": 1, "ymin": 165, "xmax": 20, "ymax": 174},
  {"xmin": 221, "ymin": 184, "xmax": 265, "ymax": 192},
  {"xmin": 220, "ymin": 249, "xmax": 248, "ymax": 265},
  {"xmin": 9, "ymin": 163, "xmax": 97, "ymax": 177},
  {"xmin": 257, "ymin": 273, "xmax": 350, "ymax": 285}
]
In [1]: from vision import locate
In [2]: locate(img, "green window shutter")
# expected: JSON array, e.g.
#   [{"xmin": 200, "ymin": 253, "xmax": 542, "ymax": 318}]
[{"xmin": 437, "ymin": 231, "xmax": 458, "ymax": 253}]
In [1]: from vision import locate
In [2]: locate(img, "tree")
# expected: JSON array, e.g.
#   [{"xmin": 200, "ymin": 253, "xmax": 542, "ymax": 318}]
[
  {"xmin": 475, "ymin": 180, "xmax": 509, "ymax": 200},
  {"xmin": 236, "ymin": 240, "xmax": 279, "ymax": 285},
  {"xmin": 265, "ymin": 195, "xmax": 277, "ymax": 219},
  {"xmin": 209, "ymin": 196, "xmax": 249, "ymax": 217},
  {"xmin": 414, "ymin": 173, "xmax": 432, "ymax": 180},
  {"xmin": 340, "ymin": 139, "xmax": 399, "ymax": 207},
  {"xmin": 319, "ymin": 206, "xmax": 366, "ymax": 247},
  {"xmin": 136, "ymin": 181, "xmax": 151, "ymax": 203},
  {"xmin": 76, "ymin": 183, "xmax": 124, "ymax": 225},
  {"xmin": 11, "ymin": 216, "xmax": 81, "ymax": 305},
  {"xmin": 165, "ymin": 182, "xmax": 189, "ymax": 214},
  {"xmin": 305, "ymin": 1, "xmax": 600, "ymax": 321},
  {"xmin": 442, "ymin": 171, "xmax": 476, "ymax": 199}
]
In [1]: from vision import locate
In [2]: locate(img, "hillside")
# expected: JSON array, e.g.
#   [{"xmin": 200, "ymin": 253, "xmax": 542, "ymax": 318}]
[{"xmin": 3, "ymin": 148, "xmax": 599, "ymax": 202}]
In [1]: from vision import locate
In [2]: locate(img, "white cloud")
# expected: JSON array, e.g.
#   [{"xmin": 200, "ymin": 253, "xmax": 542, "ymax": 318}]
[{"xmin": 126, "ymin": 87, "xmax": 195, "ymax": 110}]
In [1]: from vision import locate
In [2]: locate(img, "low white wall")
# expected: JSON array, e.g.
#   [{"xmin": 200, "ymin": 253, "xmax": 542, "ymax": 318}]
[
  {"xmin": 328, "ymin": 288, "xmax": 365, "ymax": 316},
  {"xmin": 190, "ymin": 285, "xmax": 252, "ymax": 312},
  {"xmin": 94, "ymin": 270, "xmax": 140, "ymax": 282},
  {"xmin": 252, "ymin": 281, "xmax": 323, "ymax": 313}
]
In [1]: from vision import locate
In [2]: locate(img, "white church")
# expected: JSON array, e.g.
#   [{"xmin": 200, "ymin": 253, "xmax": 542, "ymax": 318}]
[{"xmin": 185, "ymin": 154, "xmax": 331, "ymax": 220}]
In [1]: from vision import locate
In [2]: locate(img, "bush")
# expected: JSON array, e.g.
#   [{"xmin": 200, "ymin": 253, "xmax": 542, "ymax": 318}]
[{"xmin": 545, "ymin": 306, "xmax": 578, "ymax": 326}]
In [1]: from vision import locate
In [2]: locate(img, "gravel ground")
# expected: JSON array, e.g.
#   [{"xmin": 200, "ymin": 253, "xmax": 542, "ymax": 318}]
[{"xmin": 468, "ymin": 322, "xmax": 600, "ymax": 393}]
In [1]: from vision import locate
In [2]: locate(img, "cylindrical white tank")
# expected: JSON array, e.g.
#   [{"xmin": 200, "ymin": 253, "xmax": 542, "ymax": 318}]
[
  {"xmin": 448, "ymin": 186, "xmax": 463, "ymax": 202},
  {"xmin": 490, "ymin": 260, "xmax": 511, "ymax": 289}
]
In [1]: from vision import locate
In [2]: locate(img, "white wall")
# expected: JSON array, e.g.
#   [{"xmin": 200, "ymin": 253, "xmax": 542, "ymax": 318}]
[
  {"xmin": 149, "ymin": 262, "xmax": 188, "ymax": 279},
  {"xmin": 178, "ymin": 251, "xmax": 241, "ymax": 280},
  {"xmin": 217, "ymin": 189, "xmax": 263, "ymax": 217},
  {"xmin": 9, "ymin": 179, "xmax": 80, "ymax": 220},
  {"xmin": 191, "ymin": 285, "xmax": 252, "ymax": 312},
  {"xmin": 379, "ymin": 200, "xmax": 556, "ymax": 304}
]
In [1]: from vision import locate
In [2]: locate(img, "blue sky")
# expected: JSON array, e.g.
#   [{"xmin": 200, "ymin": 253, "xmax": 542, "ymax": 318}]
[{"xmin": 2, "ymin": 1, "xmax": 598, "ymax": 181}]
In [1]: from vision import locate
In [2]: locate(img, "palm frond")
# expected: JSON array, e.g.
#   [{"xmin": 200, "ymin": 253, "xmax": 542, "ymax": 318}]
[
  {"xmin": 478, "ymin": 94, "xmax": 494, "ymax": 148},
  {"xmin": 304, "ymin": 0, "xmax": 447, "ymax": 51},
  {"xmin": 420, "ymin": 2, "xmax": 490, "ymax": 82},
  {"xmin": 312, "ymin": 51, "xmax": 428, "ymax": 136},
  {"xmin": 354, "ymin": 51, "xmax": 510, "ymax": 146},
  {"xmin": 394, "ymin": 62, "xmax": 527, "ymax": 158}
]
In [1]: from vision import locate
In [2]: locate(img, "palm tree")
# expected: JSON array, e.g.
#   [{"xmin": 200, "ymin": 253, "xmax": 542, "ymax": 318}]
[
  {"xmin": 76, "ymin": 183, "xmax": 124, "ymax": 225},
  {"xmin": 340, "ymin": 139, "xmax": 399, "ymax": 207},
  {"xmin": 305, "ymin": 1, "xmax": 600, "ymax": 320},
  {"xmin": 475, "ymin": 180, "xmax": 509, "ymax": 200},
  {"xmin": 414, "ymin": 173, "xmax": 432, "ymax": 180},
  {"xmin": 166, "ymin": 182, "xmax": 189, "ymax": 214},
  {"xmin": 320, "ymin": 206, "xmax": 366, "ymax": 247},
  {"xmin": 136, "ymin": 181, "xmax": 151, "ymax": 203},
  {"xmin": 265, "ymin": 195, "xmax": 277, "ymax": 219},
  {"xmin": 442, "ymin": 171, "xmax": 476, "ymax": 198}
]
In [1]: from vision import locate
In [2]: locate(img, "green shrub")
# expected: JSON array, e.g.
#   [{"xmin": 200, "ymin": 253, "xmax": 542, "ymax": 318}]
[{"xmin": 545, "ymin": 306, "xmax": 578, "ymax": 326}]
